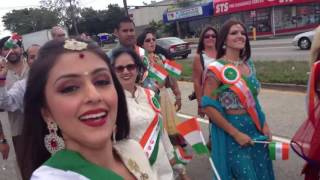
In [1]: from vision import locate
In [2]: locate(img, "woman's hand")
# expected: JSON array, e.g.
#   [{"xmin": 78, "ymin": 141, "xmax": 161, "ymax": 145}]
[
  {"xmin": 232, "ymin": 131, "xmax": 253, "ymax": 147},
  {"xmin": 197, "ymin": 106, "xmax": 205, "ymax": 118},
  {"xmin": 0, "ymin": 143, "xmax": 9, "ymax": 160},
  {"xmin": 175, "ymin": 98, "xmax": 182, "ymax": 112},
  {"xmin": 0, "ymin": 59, "xmax": 7, "ymax": 78},
  {"xmin": 262, "ymin": 123, "xmax": 272, "ymax": 141}
]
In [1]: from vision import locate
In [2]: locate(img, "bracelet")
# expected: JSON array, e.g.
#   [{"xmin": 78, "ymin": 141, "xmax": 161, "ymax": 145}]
[
  {"xmin": 0, "ymin": 138, "xmax": 7, "ymax": 144},
  {"xmin": 0, "ymin": 77, "xmax": 6, "ymax": 81},
  {"xmin": 176, "ymin": 97, "xmax": 182, "ymax": 100}
]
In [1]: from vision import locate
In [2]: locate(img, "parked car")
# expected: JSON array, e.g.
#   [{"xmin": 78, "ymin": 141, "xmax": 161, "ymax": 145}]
[
  {"xmin": 156, "ymin": 37, "xmax": 191, "ymax": 59},
  {"xmin": 97, "ymin": 33, "xmax": 116, "ymax": 44},
  {"xmin": 292, "ymin": 30, "xmax": 315, "ymax": 50}
]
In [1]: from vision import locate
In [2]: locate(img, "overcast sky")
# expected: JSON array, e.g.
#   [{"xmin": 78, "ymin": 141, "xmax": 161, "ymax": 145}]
[{"xmin": 0, "ymin": 0, "xmax": 156, "ymax": 36}]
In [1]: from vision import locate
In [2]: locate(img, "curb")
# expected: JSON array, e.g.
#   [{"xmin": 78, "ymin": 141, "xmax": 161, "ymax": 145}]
[
  {"xmin": 179, "ymin": 78, "xmax": 307, "ymax": 92},
  {"xmin": 261, "ymin": 82, "xmax": 307, "ymax": 92}
]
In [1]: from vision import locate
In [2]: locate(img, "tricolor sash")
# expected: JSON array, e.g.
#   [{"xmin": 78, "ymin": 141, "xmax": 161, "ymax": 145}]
[
  {"xmin": 145, "ymin": 88, "xmax": 161, "ymax": 113},
  {"xmin": 139, "ymin": 88, "xmax": 163, "ymax": 165},
  {"xmin": 207, "ymin": 61, "xmax": 262, "ymax": 131},
  {"xmin": 139, "ymin": 114, "xmax": 163, "ymax": 165},
  {"xmin": 44, "ymin": 150, "xmax": 123, "ymax": 180}
]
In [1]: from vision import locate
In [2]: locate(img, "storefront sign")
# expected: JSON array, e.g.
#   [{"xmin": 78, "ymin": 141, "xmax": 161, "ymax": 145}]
[
  {"xmin": 167, "ymin": 6, "xmax": 203, "ymax": 21},
  {"xmin": 214, "ymin": 0, "xmax": 317, "ymax": 15}
]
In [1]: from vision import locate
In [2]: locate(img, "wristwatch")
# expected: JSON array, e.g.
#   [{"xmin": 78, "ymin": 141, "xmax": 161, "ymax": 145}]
[{"xmin": 0, "ymin": 138, "xmax": 7, "ymax": 144}]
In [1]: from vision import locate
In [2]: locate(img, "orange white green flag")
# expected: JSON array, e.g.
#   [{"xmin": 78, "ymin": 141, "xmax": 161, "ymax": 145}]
[
  {"xmin": 164, "ymin": 60, "xmax": 182, "ymax": 78},
  {"xmin": 176, "ymin": 118, "xmax": 209, "ymax": 155},
  {"xmin": 174, "ymin": 146, "xmax": 193, "ymax": 165},
  {"xmin": 5, "ymin": 33, "xmax": 21, "ymax": 49},
  {"xmin": 269, "ymin": 142, "xmax": 290, "ymax": 160},
  {"xmin": 148, "ymin": 63, "xmax": 168, "ymax": 83}
]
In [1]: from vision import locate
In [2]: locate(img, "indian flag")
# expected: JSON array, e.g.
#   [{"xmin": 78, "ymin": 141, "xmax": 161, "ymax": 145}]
[
  {"xmin": 135, "ymin": 46, "xmax": 146, "ymax": 57},
  {"xmin": 164, "ymin": 60, "xmax": 182, "ymax": 78},
  {"xmin": 269, "ymin": 142, "xmax": 289, "ymax": 160},
  {"xmin": 174, "ymin": 146, "xmax": 193, "ymax": 165},
  {"xmin": 176, "ymin": 118, "xmax": 210, "ymax": 155},
  {"xmin": 5, "ymin": 33, "xmax": 21, "ymax": 49},
  {"xmin": 148, "ymin": 63, "xmax": 168, "ymax": 83},
  {"xmin": 139, "ymin": 114, "xmax": 163, "ymax": 165}
]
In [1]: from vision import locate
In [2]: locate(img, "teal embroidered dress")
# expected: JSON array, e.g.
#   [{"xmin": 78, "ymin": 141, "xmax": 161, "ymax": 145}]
[{"xmin": 201, "ymin": 59, "xmax": 275, "ymax": 180}]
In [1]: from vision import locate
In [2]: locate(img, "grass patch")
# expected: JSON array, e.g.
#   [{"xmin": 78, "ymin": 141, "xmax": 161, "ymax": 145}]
[{"xmin": 177, "ymin": 59, "xmax": 309, "ymax": 85}]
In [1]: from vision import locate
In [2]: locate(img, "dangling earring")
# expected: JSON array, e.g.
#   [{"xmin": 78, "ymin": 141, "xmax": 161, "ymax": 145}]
[
  {"xmin": 112, "ymin": 126, "xmax": 117, "ymax": 144},
  {"xmin": 44, "ymin": 121, "xmax": 65, "ymax": 154},
  {"xmin": 222, "ymin": 43, "xmax": 226, "ymax": 50}
]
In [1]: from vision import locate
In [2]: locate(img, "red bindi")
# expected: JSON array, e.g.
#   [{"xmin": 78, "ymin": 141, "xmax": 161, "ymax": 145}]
[{"xmin": 79, "ymin": 53, "xmax": 85, "ymax": 59}]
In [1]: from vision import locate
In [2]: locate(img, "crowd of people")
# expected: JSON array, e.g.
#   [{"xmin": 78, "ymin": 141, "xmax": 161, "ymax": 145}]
[{"xmin": 0, "ymin": 16, "xmax": 318, "ymax": 180}]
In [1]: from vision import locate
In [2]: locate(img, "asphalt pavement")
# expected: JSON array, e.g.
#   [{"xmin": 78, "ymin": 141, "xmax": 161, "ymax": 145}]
[
  {"xmin": 0, "ymin": 81, "xmax": 307, "ymax": 180},
  {"xmin": 176, "ymin": 82, "xmax": 306, "ymax": 180}
]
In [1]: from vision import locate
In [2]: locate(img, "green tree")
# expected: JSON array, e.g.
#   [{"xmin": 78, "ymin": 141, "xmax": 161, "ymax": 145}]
[
  {"xmin": 40, "ymin": 0, "xmax": 81, "ymax": 35},
  {"xmin": 77, "ymin": 4, "xmax": 125, "ymax": 35},
  {"xmin": 2, "ymin": 8, "xmax": 59, "ymax": 34}
]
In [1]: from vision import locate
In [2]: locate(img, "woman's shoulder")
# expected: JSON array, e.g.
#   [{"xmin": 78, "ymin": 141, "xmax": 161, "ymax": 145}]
[
  {"xmin": 114, "ymin": 139, "xmax": 159, "ymax": 180},
  {"xmin": 31, "ymin": 165, "xmax": 89, "ymax": 180}
]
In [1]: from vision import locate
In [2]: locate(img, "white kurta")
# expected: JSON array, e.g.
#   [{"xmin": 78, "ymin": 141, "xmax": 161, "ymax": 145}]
[{"xmin": 125, "ymin": 86, "xmax": 175, "ymax": 180}]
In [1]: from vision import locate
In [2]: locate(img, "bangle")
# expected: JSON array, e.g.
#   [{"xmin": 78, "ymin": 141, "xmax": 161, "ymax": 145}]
[
  {"xmin": 0, "ymin": 138, "xmax": 7, "ymax": 144},
  {"xmin": 0, "ymin": 77, "xmax": 6, "ymax": 81},
  {"xmin": 176, "ymin": 96, "xmax": 181, "ymax": 100}
]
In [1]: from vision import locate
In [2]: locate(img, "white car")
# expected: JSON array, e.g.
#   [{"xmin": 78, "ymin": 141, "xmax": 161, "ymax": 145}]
[{"xmin": 292, "ymin": 30, "xmax": 315, "ymax": 50}]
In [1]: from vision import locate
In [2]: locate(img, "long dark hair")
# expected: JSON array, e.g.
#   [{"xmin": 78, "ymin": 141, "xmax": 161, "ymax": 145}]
[
  {"xmin": 112, "ymin": 47, "xmax": 147, "ymax": 83},
  {"xmin": 196, "ymin": 26, "xmax": 218, "ymax": 54},
  {"xmin": 19, "ymin": 39, "xmax": 130, "ymax": 180},
  {"xmin": 137, "ymin": 29, "xmax": 155, "ymax": 47},
  {"xmin": 216, "ymin": 19, "xmax": 251, "ymax": 62}
]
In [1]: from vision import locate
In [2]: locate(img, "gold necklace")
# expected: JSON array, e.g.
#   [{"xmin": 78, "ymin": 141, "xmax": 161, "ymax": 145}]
[{"xmin": 224, "ymin": 57, "xmax": 243, "ymax": 66}]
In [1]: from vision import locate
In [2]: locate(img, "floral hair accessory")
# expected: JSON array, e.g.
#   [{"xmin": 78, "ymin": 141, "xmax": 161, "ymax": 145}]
[{"xmin": 64, "ymin": 39, "xmax": 88, "ymax": 51}]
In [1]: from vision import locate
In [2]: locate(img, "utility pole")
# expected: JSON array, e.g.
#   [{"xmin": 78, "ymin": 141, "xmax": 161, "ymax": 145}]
[
  {"xmin": 69, "ymin": 0, "xmax": 79, "ymax": 35},
  {"xmin": 123, "ymin": 0, "xmax": 128, "ymax": 16}
]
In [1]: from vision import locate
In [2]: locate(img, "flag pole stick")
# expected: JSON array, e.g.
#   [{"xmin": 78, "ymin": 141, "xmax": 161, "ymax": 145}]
[
  {"xmin": 199, "ymin": 132, "xmax": 221, "ymax": 180},
  {"xmin": 208, "ymin": 157, "xmax": 221, "ymax": 180},
  {"xmin": 253, "ymin": 140, "xmax": 270, "ymax": 144},
  {"xmin": 4, "ymin": 49, "xmax": 12, "ymax": 63}
]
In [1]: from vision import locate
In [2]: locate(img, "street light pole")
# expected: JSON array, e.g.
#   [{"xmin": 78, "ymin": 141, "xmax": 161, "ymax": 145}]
[{"xmin": 123, "ymin": 0, "xmax": 128, "ymax": 16}]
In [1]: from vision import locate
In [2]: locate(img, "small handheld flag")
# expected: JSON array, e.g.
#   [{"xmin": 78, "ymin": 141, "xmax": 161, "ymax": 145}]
[
  {"xmin": 174, "ymin": 146, "xmax": 192, "ymax": 165},
  {"xmin": 176, "ymin": 118, "xmax": 209, "ymax": 155},
  {"xmin": 177, "ymin": 118, "xmax": 221, "ymax": 180},
  {"xmin": 164, "ymin": 60, "xmax": 182, "ymax": 78},
  {"xmin": 148, "ymin": 63, "xmax": 168, "ymax": 84},
  {"xmin": 269, "ymin": 142, "xmax": 289, "ymax": 160},
  {"xmin": 4, "ymin": 33, "xmax": 21, "ymax": 49}
]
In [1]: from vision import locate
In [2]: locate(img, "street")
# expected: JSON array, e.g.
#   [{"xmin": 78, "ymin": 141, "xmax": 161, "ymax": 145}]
[
  {"xmin": 0, "ymin": 81, "xmax": 307, "ymax": 180},
  {"xmin": 188, "ymin": 38, "xmax": 309, "ymax": 62},
  {"xmin": 176, "ymin": 82, "xmax": 306, "ymax": 180}
]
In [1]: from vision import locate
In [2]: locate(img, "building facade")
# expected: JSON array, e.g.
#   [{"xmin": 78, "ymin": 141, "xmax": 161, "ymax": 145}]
[
  {"xmin": 212, "ymin": 0, "xmax": 320, "ymax": 36},
  {"xmin": 162, "ymin": 0, "xmax": 319, "ymax": 37}
]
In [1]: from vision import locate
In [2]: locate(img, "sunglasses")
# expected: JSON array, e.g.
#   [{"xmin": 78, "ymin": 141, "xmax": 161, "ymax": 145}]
[
  {"xmin": 204, "ymin": 34, "xmax": 216, "ymax": 39},
  {"xmin": 144, "ymin": 38, "xmax": 156, "ymax": 43},
  {"xmin": 115, "ymin": 64, "xmax": 136, "ymax": 73}
]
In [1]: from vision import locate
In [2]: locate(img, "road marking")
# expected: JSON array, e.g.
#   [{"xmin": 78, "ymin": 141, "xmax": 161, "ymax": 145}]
[
  {"xmin": 177, "ymin": 112, "xmax": 291, "ymax": 144},
  {"xmin": 262, "ymin": 88, "xmax": 306, "ymax": 95},
  {"xmin": 252, "ymin": 46, "xmax": 295, "ymax": 50}
]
